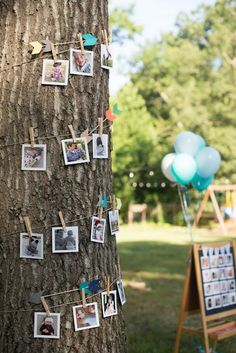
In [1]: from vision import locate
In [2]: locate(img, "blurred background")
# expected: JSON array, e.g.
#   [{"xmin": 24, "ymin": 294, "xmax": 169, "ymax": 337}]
[{"xmin": 109, "ymin": 1, "xmax": 236, "ymax": 352}]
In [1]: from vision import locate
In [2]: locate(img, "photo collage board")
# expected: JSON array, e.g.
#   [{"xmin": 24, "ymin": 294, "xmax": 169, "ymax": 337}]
[{"xmin": 199, "ymin": 244, "xmax": 236, "ymax": 316}]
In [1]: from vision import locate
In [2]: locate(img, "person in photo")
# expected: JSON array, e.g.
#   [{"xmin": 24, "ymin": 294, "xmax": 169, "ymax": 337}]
[
  {"xmin": 72, "ymin": 51, "xmax": 92, "ymax": 74},
  {"xmin": 50, "ymin": 62, "xmax": 64, "ymax": 81},
  {"xmin": 73, "ymin": 303, "xmax": 99, "ymax": 331},
  {"xmin": 91, "ymin": 218, "xmax": 105, "ymax": 242},
  {"xmin": 27, "ymin": 237, "xmax": 40, "ymax": 255},
  {"xmin": 39, "ymin": 317, "xmax": 55, "ymax": 336},
  {"xmin": 105, "ymin": 294, "xmax": 116, "ymax": 315},
  {"xmin": 117, "ymin": 280, "xmax": 126, "ymax": 305},
  {"xmin": 76, "ymin": 308, "xmax": 90, "ymax": 328},
  {"xmin": 66, "ymin": 142, "xmax": 85, "ymax": 162},
  {"xmin": 23, "ymin": 147, "xmax": 43, "ymax": 169},
  {"xmin": 201, "ymin": 256, "xmax": 209, "ymax": 269},
  {"xmin": 53, "ymin": 227, "xmax": 78, "ymax": 253},
  {"xmin": 218, "ymin": 255, "xmax": 225, "ymax": 266},
  {"xmin": 96, "ymin": 136, "xmax": 105, "ymax": 157},
  {"xmin": 228, "ymin": 280, "xmax": 235, "ymax": 291}
]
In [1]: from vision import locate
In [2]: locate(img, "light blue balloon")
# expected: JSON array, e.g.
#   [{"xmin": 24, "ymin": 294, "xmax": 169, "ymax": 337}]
[
  {"xmin": 196, "ymin": 147, "xmax": 221, "ymax": 178},
  {"xmin": 171, "ymin": 153, "xmax": 197, "ymax": 185},
  {"xmin": 174, "ymin": 131, "xmax": 200, "ymax": 156},
  {"xmin": 192, "ymin": 173, "xmax": 213, "ymax": 191},
  {"xmin": 196, "ymin": 135, "xmax": 206, "ymax": 149}
]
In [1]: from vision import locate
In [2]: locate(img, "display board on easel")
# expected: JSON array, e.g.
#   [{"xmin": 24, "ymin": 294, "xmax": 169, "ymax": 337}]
[{"xmin": 174, "ymin": 241, "xmax": 236, "ymax": 353}]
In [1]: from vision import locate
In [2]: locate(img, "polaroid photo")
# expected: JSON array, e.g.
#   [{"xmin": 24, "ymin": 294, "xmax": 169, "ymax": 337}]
[
  {"xmin": 211, "ymin": 269, "xmax": 219, "ymax": 281},
  {"xmin": 117, "ymin": 280, "xmax": 126, "ymax": 305},
  {"xmin": 73, "ymin": 303, "xmax": 99, "ymax": 332},
  {"xmin": 213, "ymin": 281, "xmax": 220, "ymax": 295},
  {"xmin": 229, "ymin": 292, "xmax": 236, "ymax": 305},
  {"xmin": 34, "ymin": 312, "xmax": 60, "ymax": 339},
  {"xmin": 219, "ymin": 268, "xmax": 226, "ymax": 280},
  {"xmin": 220, "ymin": 280, "xmax": 228, "ymax": 293},
  {"xmin": 91, "ymin": 216, "xmax": 106, "ymax": 244},
  {"xmin": 42, "ymin": 59, "xmax": 69, "ymax": 86},
  {"xmin": 108, "ymin": 210, "xmax": 120, "ymax": 235},
  {"xmin": 227, "ymin": 267, "xmax": 235, "ymax": 279},
  {"xmin": 209, "ymin": 255, "xmax": 218, "ymax": 268},
  {"xmin": 228, "ymin": 279, "xmax": 236, "ymax": 292},
  {"xmin": 225, "ymin": 254, "xmax": 233, "ymax": 266},
  {"xmin": 101, "ymin": 44, "xmax": 113, "ymax": 69},
  {"xmin": 61, "ymin": 137, "xmax": 90, "ymax": 165},
  {"xmin": 70, "ymin": 48, "xmax": 93, "ymax": 76},
  {"xmin": 52, "ymin": 226, "xmax": 79, "ymax": 253},
  {"xmin": 205, "ymin": 296, "xmax": 215, "ymax": 311},
  {"xmin": 101, "ymin": 290, "xmax": 118, "ymax": 318},
  {"xmin": 21, "ymin": 144, "xmax": 46, "ymax": 171},
  {"xmin": 218, "ymin": 254, "xmax": 225, "ymax": 267},
  {"xmin": 92, "ymin": 134, "xmax": 108, "ymax": 159},
  {"xmin": 202, "ymin": 269, "xmax": 211, "ymax": 283},
  {"xmin": 200, "ymin": 256, "xmax": 209, "ymax": 270},
  {"xmin": 204, "ymin": 283, "xmax": 213, "ymax": 297},
  {"xmin": 222, "ymin": 294, "xmax": 229, "ymax": 307},
  {"xmin": 20, "ymin": 233, "xmax": 43, "ymax": 260},
  {"xmin": 214, "ymin": 295, "xmax": 222, "ymax": 308}
]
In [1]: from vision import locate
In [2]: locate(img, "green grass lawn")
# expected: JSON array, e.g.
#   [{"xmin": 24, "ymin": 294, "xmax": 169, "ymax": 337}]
[{"xmin": 117, "ymin": 223, "xmax": 236, "ymax": 353}]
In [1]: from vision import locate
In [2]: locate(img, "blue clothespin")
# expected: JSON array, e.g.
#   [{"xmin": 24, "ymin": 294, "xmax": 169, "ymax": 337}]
[{"xmin": 102, "ymin": 194, "xmax": 107, "ymax": 209}]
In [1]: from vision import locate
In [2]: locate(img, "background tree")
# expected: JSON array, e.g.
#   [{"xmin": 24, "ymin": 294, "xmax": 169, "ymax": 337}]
[{"xmin": 0, "ymin": 1, "xmax": 127, "ymax": 353}]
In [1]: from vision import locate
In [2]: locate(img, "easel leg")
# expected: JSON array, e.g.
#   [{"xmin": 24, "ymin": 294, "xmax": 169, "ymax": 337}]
[
  {"xmin": 203, "ymin": 330, "xmax": 210, "ymax": 353},
  {"xmin": 211, "ymin": 339, "xmax": 217, "ymax": 353},
  {"xmin": 173, "ymin": 321, "xmax": 183, "ymax": 353}
]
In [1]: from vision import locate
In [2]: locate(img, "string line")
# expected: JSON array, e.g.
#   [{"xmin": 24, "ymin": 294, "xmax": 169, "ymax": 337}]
[{"xmin": 178, "ymin": 185, "xmax": 194, "ymax": 244}]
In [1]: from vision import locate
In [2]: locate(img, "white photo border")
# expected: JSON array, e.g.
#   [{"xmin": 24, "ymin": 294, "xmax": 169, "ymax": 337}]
[
  {"xmin": 21, "ymin": 144, "xmax": 47, "ymax": 171},
  {"xmin": 52, "ymin": 226, "xmax": 79, "ymax": 253},
  {"xmin": 101, "ymin": 290, "xmax": 118, "ymax": 318},
  {"xmin": 90, "ymin": 216, "xmax": 106, "ymax": 244},
  {"xmin": 61, "ymin": 137, "xmax": 90, "ymax": 165},
  {"xmin": 42, "ymin": 59, "xmax": 69, "ymax": 86},
  {"xmin": 69, "ymin": 48, "xmax": 94, "ymax": 77},
  {"xmin": 72, "ymin": 302, "xmax": 100, "ymax": 332},
  {"xmin": 34, "ymin": 312, "xmax": 60, "ymax": 339},
  {"xmin": 20, "ymin": 233, "xmax": 44, "ymax": 260}
]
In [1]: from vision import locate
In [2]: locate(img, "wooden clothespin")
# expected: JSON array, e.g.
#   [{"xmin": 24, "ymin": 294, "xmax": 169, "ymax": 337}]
[
  {"xmin": 29, "ymin": 127, "xmax": 35, "ymax": 148},
  {"xmin": 103, "ymin": 29, "xmax": 109, "ymax": 50},
  {"xmin": 50, "ymin": 41, "xmax": 57, "ymax": 62},
  {"xmin": 98, "ymin": 117, "xmax": 103, "ymax": 138},
  {"xmin": 68, "ymin": 124, "xmax": 77, "ymax": 143},
  {"xmin": 112, "ymin": 195, "xmax": 116, "ymax": 215},
  {"xmin": 41, "ymin": 296, "xmax": 51, "ymax": 316},
  {"xmin": 105, "ymin": 276, "xmax": 110, "ymax": 296},
  {"xmin": 23, "ymin": 216, "xmax": 33, "ymax": 239},
  {"xmin": 81, "ymin": 288, "xmax": 86, "ymax": 308},
  {"xmin": 78, "ymin": 33, "xmax": 85, "ymax": 55},
  {"xmin": 108, "ymin": 27, "xmax": 112, "ymax": 44},
  {"xmin": 58, "ymin": 211, "xmax": 67, "ymax": 233},
  {"xmin": 98, "ymin": 206, "xmax": 103, "ymax": 220}
]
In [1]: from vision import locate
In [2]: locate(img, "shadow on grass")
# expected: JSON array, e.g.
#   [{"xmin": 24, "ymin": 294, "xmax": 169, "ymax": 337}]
[{"xmin": 118, "ymin": 241, "xmax": 236, "ymax": 353}]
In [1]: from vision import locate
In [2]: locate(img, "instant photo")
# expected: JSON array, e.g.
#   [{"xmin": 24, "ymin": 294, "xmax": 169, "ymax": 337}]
[
  {"xmin": 200, "ymin": 256, "xmax": 209, "ymax": 269},
  {"xmin": 202, "ymin": 269, "xmax": 211, "ymax": 283},
  {"xmin": 52, "ymin": 226, "xmax": 79, "ymax": 253},
  {"xmin": 204, "ymin": 283, "xmax": 213, "ymax": 297},
  {"xmin": 101, "ymin": 44, "xmax": 113, "ymax": 69},
  {"xmin": 42, "ymin": 59, "xmax": 69, "ymax": 86},
  {"xmin": 61, "ymin": 137, "xmax": 90, "ymax": 165},
  {"xmin": 102, "ymin": 290, "xmax": 118, "ymax": 318},
  {"xmin": 20, "ymin": 233, "xmax": 43, "ymax": 260},
  {"xmin": 34, "ymin": 312, "xmax": 60, "ymax": 339},
  {"xmin": 92, "ymin": 134, "xmax": 108, "ymax": 159},
  {"xmin": 117, "ymin": 280, "xmax": 126, "ymax": 305},
  {"xmin": 108, "ymin": 210, "xmax": 120, "ymax": 235},
  {"xmin": 73, "ymin": 303, "xmax": 99, "ymax": 331},
  {"xmin": 70, "ymin": 48, "xmax": 93, "ymax": 76},
  {"xmin": 205, "ymin": 296, "xmax": 215, "ymax": 311},
  {"xmin": 91, "ymin": 216, "xmax": 106, "ymax": 244},
  {"xmin": 21, "ymin": 144, "xmax": 46, "ymax": 171}
]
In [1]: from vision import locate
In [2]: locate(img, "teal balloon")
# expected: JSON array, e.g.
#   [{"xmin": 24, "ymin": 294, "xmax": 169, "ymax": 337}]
[
  {"xmin": 196, "ymin": 147, "xmax": 221, "ymax": 178},
  {"xmin": 171, "ymin": 153, "xmax": 197, "ymax": 185},
  {"xmin": 196, "ymin": 135, "xmax": 206, "ymax": 149},
  {"xmin": 174, "ymin": 131, "xmax": 200, "ymax": 156},
  {"xmin": 192, "ymin": 173, "xmax": 213, "ymax": 191}
]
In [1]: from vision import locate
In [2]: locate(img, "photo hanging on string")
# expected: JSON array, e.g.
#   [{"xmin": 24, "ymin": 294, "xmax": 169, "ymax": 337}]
[
  {"xmin": 52, "ymin": 226, "xmax": 79, "ymax": 253},
  {"xmin": 92, "ymin": 134, "xmax": 108, "ymax": 159},
  {"xmin": 70, "ymin": 48, "xmax": 94, "ymax": 76},
  {"xmin": 42, "ymin": 59, "xmax": 69, "ymax": 86},
  {"xmin": 101, "ymin": 290, "xmax": 118, "ymax": 318},
  {"xmin": 21, "ymin": 144, "xmax": 47, "ymax": 171},
  {"xmin": 101, "ymin": 44, "xmax": 113, "ymax": 69},
  {"xmin": 61, "ymin": 137, "xmax": 90, "ymax": 165},
  {"xmin": 108, "ymin": 209, "xmax": 120, "ymax": 235},
  {"xmin": 117, "ymin": 280, "xmax": 126, "ymax": 305},
  {"xmin": 34, "ymin": 312, "xmax": 60, "ymax": 339},
  {"xmin": 20, "ymin": 233, "xmax": 44, "ymax": 260},
  {"xmin": 72, "ymin": 303, "xmax": 100, "ymax": 331},
  {"xmin": 91, "ymin": 216, "xmax": 106, "ymax": 244}
]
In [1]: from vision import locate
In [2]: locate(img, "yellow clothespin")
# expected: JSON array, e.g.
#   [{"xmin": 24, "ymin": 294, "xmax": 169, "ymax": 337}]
[
  {"xmin": 23, "ymin": 216, "xmax": 33, "ymax": 239},
  {"xmin": 41, "ymin": 296, "xmax": 51, "ymax": 316},
  {"xmin": 81, "ymin": 288, "xmax": 86, "ymax": 308},
  {"xmin": 58, "ymin": 211, "xmax": 67, "ymax": 233},
  {"xmin": 50, "ymin": 42, "xmax": 57, "ymax": 62},
  {"xmin": 78, "ymin": 33, "xmax": 85, "ymax": 55},
  {"xmin": 98, "ymin": 117, "xmax": 103, "ymax": 138},
  {"xmin": 29, "ymin": 127, "xmax": 35, "ymax": 148},
  {"xmin": 98, "ymin": 206, "xmax": 103, "ymax": 220},
  {"xmin": 68, "ymin": 124, "xmax": 77, "ymax": 143}
]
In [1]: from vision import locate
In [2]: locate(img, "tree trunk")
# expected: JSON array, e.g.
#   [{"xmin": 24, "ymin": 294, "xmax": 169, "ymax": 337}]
[{"xmin": 0, "ymin": 1, "xmax": 127, "ymax": 352}]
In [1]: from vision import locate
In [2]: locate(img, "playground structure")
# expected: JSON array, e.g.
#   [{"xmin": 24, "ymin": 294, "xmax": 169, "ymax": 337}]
[
  {"xmin": 128, "ymin": 203, "xmax": 147, "ymax": 224},
  {"xmin": 193, "ymin": 184, "xmax": 236, "ymax": 235}
]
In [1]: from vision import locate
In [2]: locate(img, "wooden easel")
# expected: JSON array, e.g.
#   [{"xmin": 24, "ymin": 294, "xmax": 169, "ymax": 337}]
[
  {"xmin": 193, "ymin": 185, "xmax": 236, "ymax": 236},
  {"xmin": 174, "ymin": 241, "xmax": 236, "ymax": 353}
]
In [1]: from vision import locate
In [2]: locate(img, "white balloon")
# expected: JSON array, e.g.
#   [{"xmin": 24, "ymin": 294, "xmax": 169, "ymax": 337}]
[{"xmin": 161, "ymin": 153, "xmax": 177, "ymax": 182}]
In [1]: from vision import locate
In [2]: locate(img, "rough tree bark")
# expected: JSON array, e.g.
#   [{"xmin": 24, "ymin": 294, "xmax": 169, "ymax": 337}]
[{"xmin": 0, "ymin": 1, "xmax": 127, "ymax": 352}]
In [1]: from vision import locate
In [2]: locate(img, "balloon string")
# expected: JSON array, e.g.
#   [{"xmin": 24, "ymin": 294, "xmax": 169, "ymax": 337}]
[{"xmin": 178, "ymin": 185, "xmax": 194, "ymax": 244}]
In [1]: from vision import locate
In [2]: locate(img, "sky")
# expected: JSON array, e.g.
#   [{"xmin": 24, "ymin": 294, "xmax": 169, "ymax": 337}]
[{"xmin": 110, "ymin": 0, "xmax": 216, "ymax": 95}]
